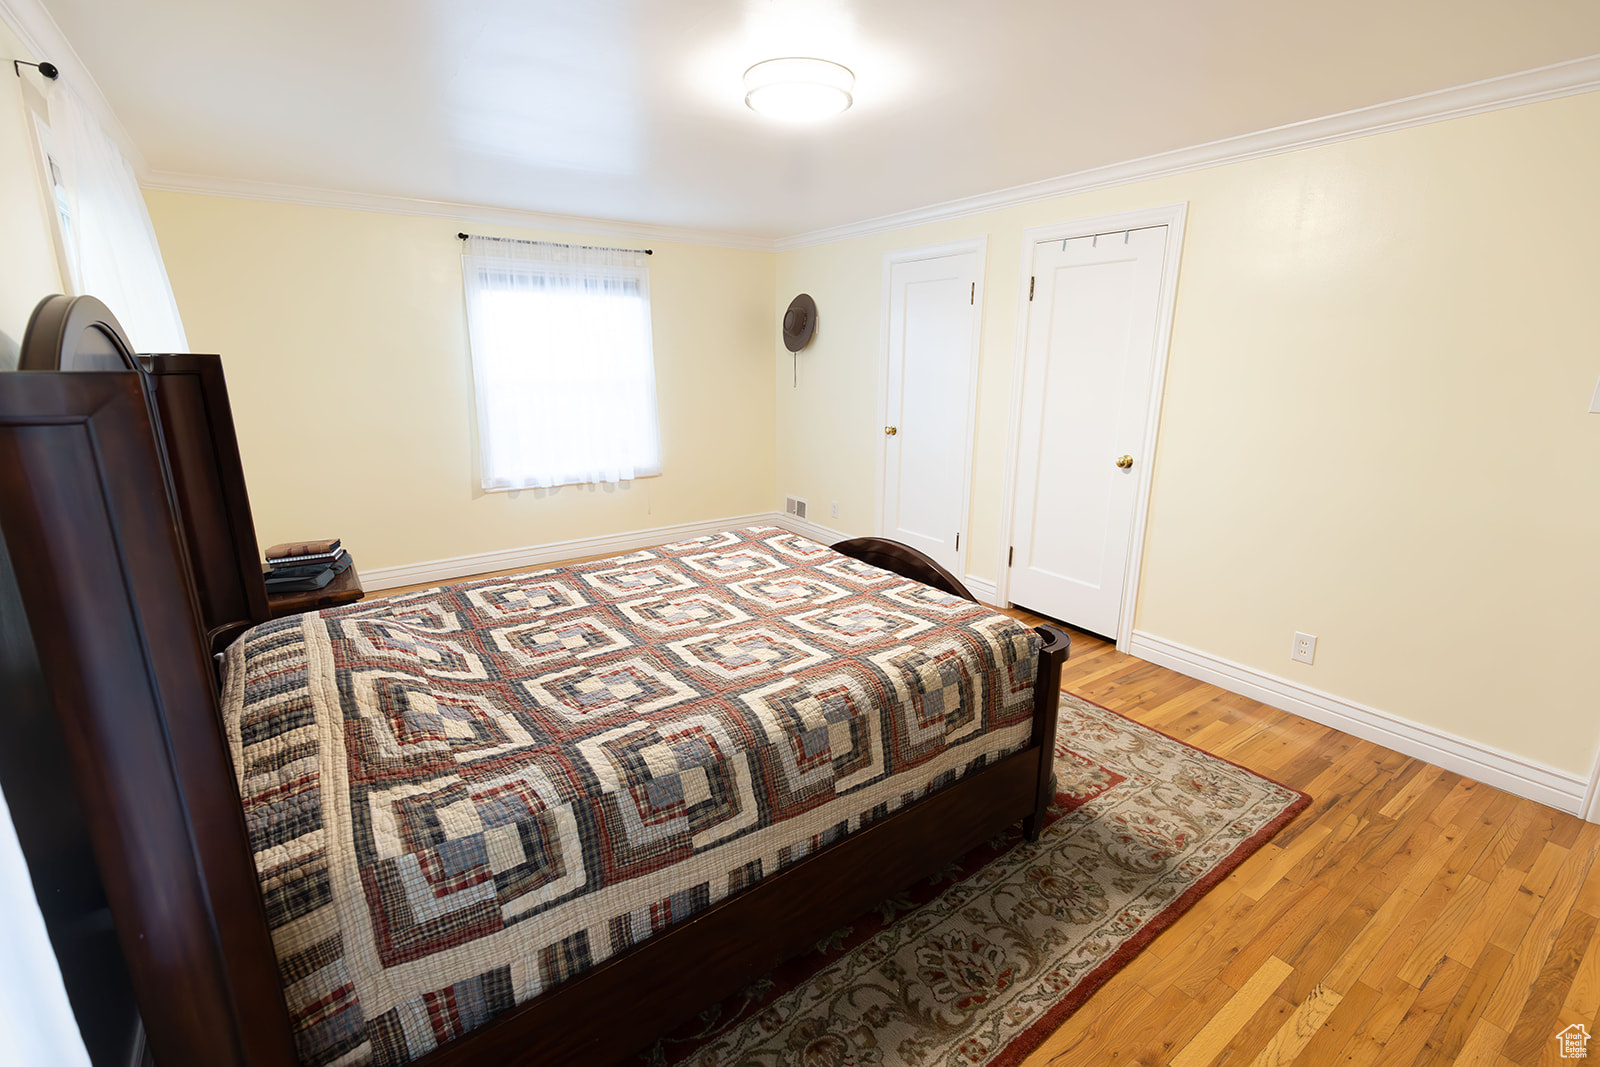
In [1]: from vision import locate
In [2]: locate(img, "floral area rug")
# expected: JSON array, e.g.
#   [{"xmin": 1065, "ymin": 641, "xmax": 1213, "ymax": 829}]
[{"xmin": 636, "ymin": 691, "xmax": 1310, "ymax": 1067}]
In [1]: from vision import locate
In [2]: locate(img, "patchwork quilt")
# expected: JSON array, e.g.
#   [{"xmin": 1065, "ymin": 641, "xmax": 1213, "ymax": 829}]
[{"xmin": 221, "ymin": 527, "xmax": 1042, "ymax": 1065}]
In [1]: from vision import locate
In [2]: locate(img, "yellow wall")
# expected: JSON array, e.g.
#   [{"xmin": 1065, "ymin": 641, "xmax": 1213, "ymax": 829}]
[
  {"xmin": 145, "ymin": 192, "xmax": 777, "ymax": 570},
  {"xmin": 0, "ymin": 22, "xmax": 64, "ymax": 366},
  {"xmin": 775, "ymin": 91, "xmax": 1600, "ymax": 777}
]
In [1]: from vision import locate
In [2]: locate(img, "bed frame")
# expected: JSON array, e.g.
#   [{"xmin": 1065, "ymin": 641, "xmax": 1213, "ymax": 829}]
[{"xmin": 0, "ymin": 295, "xmax": 1070, "ymax": 1067}]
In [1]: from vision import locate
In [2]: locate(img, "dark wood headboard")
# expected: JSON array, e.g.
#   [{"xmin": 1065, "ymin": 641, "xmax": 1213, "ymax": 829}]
[
  {"xmin": 143, "ymin": 354, "xmax": 269, "ymax": 651},
  {"xmin": 1, "ymin": 296, "xmax": 295, "ymax": 1065},
  {"xmin": 19, "ymin": 296, "xmax": 270, "ymax": 654},
  {"xmin": 18, "ymin": 292, "xmax": 144, "ymax": 373}
]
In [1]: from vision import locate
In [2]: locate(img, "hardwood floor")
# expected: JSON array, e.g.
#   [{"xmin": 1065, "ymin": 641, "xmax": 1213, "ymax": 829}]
[
  {"xmin": 1014, "ymin": 617, "xmax": 1600, "ymax": 1067},
  {"xmin": 368, "ymin": 570, "xmax": 1598, "ymax": 1066}
]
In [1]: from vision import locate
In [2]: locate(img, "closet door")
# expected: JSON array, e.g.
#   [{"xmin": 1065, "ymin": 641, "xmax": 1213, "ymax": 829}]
[
  {"xmin": 1008, "ymin": 225, "xmax": 1167, "ymax": 636},
  {"xmin": 880, "ymin": 249, "xmax": 980, "ymax": 577}
]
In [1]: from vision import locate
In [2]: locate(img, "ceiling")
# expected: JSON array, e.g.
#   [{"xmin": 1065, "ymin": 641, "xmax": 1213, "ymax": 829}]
[{"xmin": 36, "ymin": 0, "xmax": 1600, "ymax": 241}]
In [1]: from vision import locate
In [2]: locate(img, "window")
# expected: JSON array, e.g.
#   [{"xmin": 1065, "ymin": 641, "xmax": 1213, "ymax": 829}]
[{"xmin": 461, "ymin": 235, "xmax": 662, "ymax": 490}]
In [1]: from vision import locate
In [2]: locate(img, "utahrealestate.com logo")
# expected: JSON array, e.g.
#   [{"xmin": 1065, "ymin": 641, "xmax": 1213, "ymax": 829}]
[{"xmin": 1558, "ymin": 1024, "xmax": 1592, "ymax": 1059}]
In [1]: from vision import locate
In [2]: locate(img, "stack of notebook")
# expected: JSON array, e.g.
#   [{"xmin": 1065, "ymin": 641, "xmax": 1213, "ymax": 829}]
[{"xmin": 263, "ymin": 538, "xmax": 351, "ymax": 593}]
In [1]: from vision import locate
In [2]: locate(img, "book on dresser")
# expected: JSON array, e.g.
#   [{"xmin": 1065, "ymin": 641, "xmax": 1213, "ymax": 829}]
[
  {"xmin": 263, "ymin": 538, "xmax": 350, "ymax": 592},
  {"xmin": 264, "ymin": 537, "xmax": 342, "ymax": 566}
]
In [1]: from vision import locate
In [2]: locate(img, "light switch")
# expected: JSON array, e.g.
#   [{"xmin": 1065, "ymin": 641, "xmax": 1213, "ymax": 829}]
[{"xmin": 1590, "ymin": 374, "xmax": 1600, "ymax": 414}]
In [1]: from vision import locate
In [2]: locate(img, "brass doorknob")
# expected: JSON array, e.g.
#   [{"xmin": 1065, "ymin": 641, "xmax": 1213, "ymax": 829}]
[
  {"xmin": 1116, "ymin": 455, "xmax": 1134, "ymax": 469},
  {"xmin": 885, "ymin": 426, "xmax": 898, "ymax": 436}
]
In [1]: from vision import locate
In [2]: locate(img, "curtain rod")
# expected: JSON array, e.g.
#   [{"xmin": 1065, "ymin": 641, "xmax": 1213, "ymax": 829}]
[
  {"xmin": 457, "ymin": 232, "xmax": 652, "ymax": 255},
  {"xmin": 13, "ymin": 60, "xmax": 59, "ymax": 79}
]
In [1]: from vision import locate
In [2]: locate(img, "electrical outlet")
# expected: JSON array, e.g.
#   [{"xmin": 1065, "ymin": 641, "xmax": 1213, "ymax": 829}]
[
  {"xmin": 1291, "ymin": 631, "xmax": 1317, "ymax": 665},
  {"xmin": 831, "ymin": 501, "xmax": 839, "ymax": 519}
]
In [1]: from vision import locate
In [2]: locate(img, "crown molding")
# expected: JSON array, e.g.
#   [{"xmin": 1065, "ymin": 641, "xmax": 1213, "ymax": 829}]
[
  {"xmin": 773, "ymin": 53, "xmax": 1600, "ymax": 251},
  {"xmin": 0, "ymin": 0, "xmax": 147, "ymax": 173},
  {"xmin": 140, "ymin": 170, "xmax": 780, "ymax": 253}
]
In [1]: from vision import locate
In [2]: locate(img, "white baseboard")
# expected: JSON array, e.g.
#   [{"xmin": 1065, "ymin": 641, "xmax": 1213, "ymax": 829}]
[
  {"xmin": 361, "ymin": 510, "xmax": 861, "ymax": 591},
  {"xmin": 964, "ymin": 576, "xmax": 999, "ymax": 605},
  {"xmin": 1127, "ymin": 631, "xmax": 1587, "ymax": 814},
  {"xmin": 361, "ymin": 512, "xmax": 780, "ymax": 590},
  {"xmin": 772, "ymin": 513, "xmax": 849, "ymax": 546}
]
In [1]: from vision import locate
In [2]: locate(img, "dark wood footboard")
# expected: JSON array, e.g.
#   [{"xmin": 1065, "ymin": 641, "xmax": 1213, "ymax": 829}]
[
  {"xmin": 832, "ymin": 535, "xmax": 979, "ymax": 602},
  {"xmin": 1025, "ymin": 623, "xmax": 1070, "ymax": 840}
]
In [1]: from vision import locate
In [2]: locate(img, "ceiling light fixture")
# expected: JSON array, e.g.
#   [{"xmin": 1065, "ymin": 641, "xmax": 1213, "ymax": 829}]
[{"xmin": 744, "ymin": 57, "xmax": 854, "ymax": 121}]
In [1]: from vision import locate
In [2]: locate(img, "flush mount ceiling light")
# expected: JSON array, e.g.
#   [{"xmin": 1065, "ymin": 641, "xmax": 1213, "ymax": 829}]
[{"xmin": 744, "ymin": 57, "xmax": 854, "ymax": 121}]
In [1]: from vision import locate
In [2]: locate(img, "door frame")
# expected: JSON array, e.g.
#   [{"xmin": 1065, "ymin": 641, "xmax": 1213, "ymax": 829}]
[
  {"xmin": 993, "ymin": 203, "xmax": 1187, "ymax": 651},
  {"xmin": 875, "ymin": 237, "xmax": 988, "ymax": 580}
]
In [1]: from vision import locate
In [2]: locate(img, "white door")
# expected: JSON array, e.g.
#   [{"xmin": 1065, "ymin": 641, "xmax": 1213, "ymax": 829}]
[
  {"xmin": 1008, "ymin": 225, "xmax": 1168, "ymax": 636},
  {"xmin": 881, "ymin": 250, "xmax": 981, "ymax": 576}
]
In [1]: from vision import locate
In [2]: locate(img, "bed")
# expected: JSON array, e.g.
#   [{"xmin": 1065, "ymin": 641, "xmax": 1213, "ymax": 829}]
[{"xmin": 0, "ymin": 295, "xmax": 1070, "ymax": 1066}]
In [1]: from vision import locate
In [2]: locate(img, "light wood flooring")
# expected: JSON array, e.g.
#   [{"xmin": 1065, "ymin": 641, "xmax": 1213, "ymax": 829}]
[
  {"xmin": 1015, "ymin": 616, "xmax": 1600, "ymax": 1067},
  {"xmin": 370, "ymin": 570, "xmax": 1598, "ymax": 1066}
]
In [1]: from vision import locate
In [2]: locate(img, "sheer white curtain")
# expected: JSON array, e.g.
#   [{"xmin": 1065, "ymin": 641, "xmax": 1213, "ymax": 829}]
[
  {"xmin": 461, "ymin": 235, "xmax": 662, "ymax": 490},
  {"xmin": 46, "ymin": 85, "xmax": 188, "ymax": 353}
]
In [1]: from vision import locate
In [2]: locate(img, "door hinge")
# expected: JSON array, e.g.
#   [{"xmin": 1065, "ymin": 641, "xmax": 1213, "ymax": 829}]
[
  {"xmin": 1008, "ymin": 546, "xmax": 1015, "ymax": 566},
  {"xmin": 970, "ymin": 282, "xmax": 974, "ymax": 305},
  {"xmin": 1028, "ymin": 276, "xmax": 1035, "ymax": 301},
  {"xmin": 954, "ymin": 533, "xmax": 960, "ymax": 551}
]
